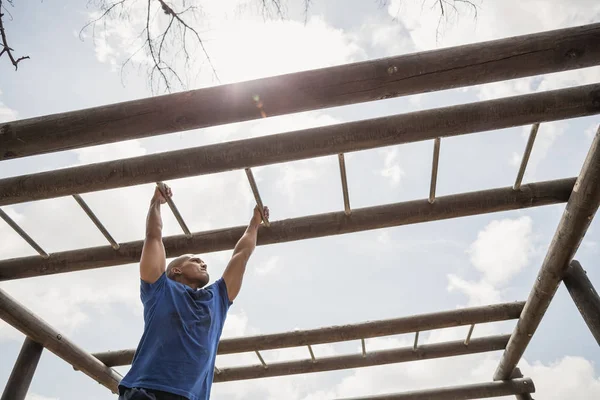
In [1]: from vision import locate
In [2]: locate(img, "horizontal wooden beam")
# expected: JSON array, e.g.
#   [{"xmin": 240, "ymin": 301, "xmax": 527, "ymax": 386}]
[
  {"xmin": 92, "ymin": 302, "xmax": 524, "ymax": 366},
  {"xmin": 213, "ymin": 335, "xmax": 510, "ymax": 382},
  {"xmin": 1, "ymin": 23, "xmax": 598, "ymax": 160},
  {"xmin": 0, "ymin": 287, "xmax": 121, "ymax": 393},
  {"xmin": 0, "ymin": 178, "xmax": 574, "ymax": 281},
  {"xmin": 494, "ymin": 126, "xmax": 600, "ymax": 380},
  {"xmin": 337, "ymin": 378, "xmax": 535, "ymax": 400},
  {"xmin": 1, "ymin": 83, "xmax": 598, "ymax": 207}
]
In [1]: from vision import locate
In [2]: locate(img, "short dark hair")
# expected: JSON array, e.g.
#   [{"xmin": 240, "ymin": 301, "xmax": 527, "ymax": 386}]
[{"xmin": 166, "ymin": 254, "xmax": 191, "ymax": 280}]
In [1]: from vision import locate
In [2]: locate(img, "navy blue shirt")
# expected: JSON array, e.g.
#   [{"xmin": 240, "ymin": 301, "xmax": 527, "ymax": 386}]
[{"xmin": 119, "ymin": 273, "xmax": 232, "ymax": 400}]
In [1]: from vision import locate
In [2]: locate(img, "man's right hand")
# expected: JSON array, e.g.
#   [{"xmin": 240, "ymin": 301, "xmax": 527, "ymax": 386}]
[{"xmin": 153, "ymin": 183, "xmax": 173, "ymax": 204}]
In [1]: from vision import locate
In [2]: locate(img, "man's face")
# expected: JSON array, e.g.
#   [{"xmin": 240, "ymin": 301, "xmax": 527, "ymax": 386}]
[{"xmin": 180, "ymin": 255, "xmax": 210, "ymax": 287}]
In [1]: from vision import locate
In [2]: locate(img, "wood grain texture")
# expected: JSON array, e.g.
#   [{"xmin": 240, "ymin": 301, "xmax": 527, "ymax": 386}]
[
  {"xmin": 0, "ymin": 178, "xmax": 575, "ymax": 281},
  {"xmin": 1, "ymin": 83, "xmax": 598, "ymax": 207},
  {"xmin": 1, "ymin": 23, "xmax": 599, "ymax": 160}
]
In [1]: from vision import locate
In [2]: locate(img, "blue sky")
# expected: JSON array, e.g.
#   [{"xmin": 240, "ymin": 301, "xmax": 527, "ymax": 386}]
[{"xmin": 0, "ymin": 0, "xmax": 599, "ymax": 399}]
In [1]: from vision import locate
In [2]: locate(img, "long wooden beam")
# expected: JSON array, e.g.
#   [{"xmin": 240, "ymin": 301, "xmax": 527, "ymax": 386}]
[
  {"xmin": 1, "ymin": 337, "xmax": 43, "ymax": 400},
  {"xmin": 1, "ymin": 83, "xmax": 598, "ymax": 207},
  {"xmin": 0, "ymin": 178, "xmax": 575, "ymax": 281},
  {"xmin": 0, "ymin": 287, "xmax": 122, "ymax": 392},
  {"xmin": 92, "ymin": 302, "xmax": 524, "ymax": 366},
  {"xmin": 337, "ymin": 378, "xmax": 535, "ymax": 400},
  {"xmin": 213, "ymin": 335, "xmax": 510, "ymax": 382},
  {"xmin": 494, "ymin": 126, "xmax": 600, "ymax": 380},
  {"xmin": 1, "ymin": 23, "xmax": 598, "ymax": 160}
]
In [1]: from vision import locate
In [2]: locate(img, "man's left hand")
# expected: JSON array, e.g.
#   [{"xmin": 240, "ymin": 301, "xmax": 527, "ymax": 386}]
[{"xmin": 252, "ymin": 205, "xmax": 269, "ymax": 226}]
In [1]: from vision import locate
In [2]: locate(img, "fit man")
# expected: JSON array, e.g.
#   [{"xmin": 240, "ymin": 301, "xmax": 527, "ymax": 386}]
[{"xmin": 118, "ymin": 184, "xmax": 269, "ymax": 400}]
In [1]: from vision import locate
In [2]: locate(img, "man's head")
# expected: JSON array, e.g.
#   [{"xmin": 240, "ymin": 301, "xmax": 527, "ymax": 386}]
[{"xmin": 167, "ymin": 254, "xmax": 209, "ymax": 289}]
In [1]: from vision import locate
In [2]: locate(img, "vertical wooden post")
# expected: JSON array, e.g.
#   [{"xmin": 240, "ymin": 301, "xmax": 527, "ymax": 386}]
[
  {"xmin": 1, "ymin": 337, "xmax": 44, "ymax": 400},
  {"xmin": 494, "ymin": 126, "xmax": 600, "ymax": 380},
  {"xmin": 563, "ymin": 260, "xmax": 600, "ymax": 346}
]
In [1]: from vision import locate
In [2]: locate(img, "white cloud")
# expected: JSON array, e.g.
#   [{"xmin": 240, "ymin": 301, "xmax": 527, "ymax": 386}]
[
  {"xmin": 0, "ymin": 89, "xmax": 17, "ymax": 122},
  {"xmin": 87, "ymin": 1, "xmax": 367, "ymax": 91},
  {"xmin": 255, "ymin": 256, "xmax": 280, "ymax": 276},
  {"xmin": 467, "ymin": 216, "xmax": 533, "ymax": 286},
  {"xmin": 74, "ymin": 138, "xmax": 147, "ymax": 164},
  {"xmin": 446, "ymin": 274, "xmax": 502, "ymax": 306},
  {"xmin": 386, "ymin": 0, "xmax": 600, "ymax": 107},
  {"xmin": 586, "ymin": 124, "xmax": 598, "ymax": 139},
  {"xmin": 26, "ymin": 394, "xmax": 59, "ymax": 400},
  {"xmin": 379, "ymin": 147, "xmax": 405, "ymax": 186},
  {"xmin": 523, "ymin": 356, "xmax": 600, "ymax": 399},
  {"xmin": 509, "ymin": 151, "xmax": 521, "ymax": 167}
]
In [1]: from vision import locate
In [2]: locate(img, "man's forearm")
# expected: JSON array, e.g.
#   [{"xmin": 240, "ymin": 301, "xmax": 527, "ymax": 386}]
[
  {"xmin": 146, "ymin": 200, "xmax": 163, "ymax": 239},
  {"xmin": 233, "ymin": 221, "xmax": 260, "ymax": 256}
]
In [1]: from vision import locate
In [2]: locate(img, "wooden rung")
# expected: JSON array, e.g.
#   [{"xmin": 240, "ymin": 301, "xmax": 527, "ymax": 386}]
[
  {"xmin": 156, "ymin": 182, "xmax": 192, "ymax": 237},
  {"xmin": 429, "ymin": 138, "xmax": 441, "ymax": 204},
  {"xmin": 245, "ymin": 168, "xmax": 270, "ymax": 227},
  {"xmin": 464, "ymin": 324, "xmax": 475, "ymax": 346},
  {"xmin": 72, "ymin": 194, "xmax": 120, "ymax": 250},
  {"xmin": 307, "ymin": 345, "xmax": 316, "ymax": 362},
  {"xmin": 338, "ymin": 154, "xmax": 351, "ymax": 215},
  {"xmin": 0, "ymin": 208, "xmax": 48, "ymax": 258},
  {"xmin": 513, "ymin": 123, "xmax": 540, "ymax": 190},
  {"xmin": 255, "ymin": 350, "xmax": 268, "ymax": 368}
]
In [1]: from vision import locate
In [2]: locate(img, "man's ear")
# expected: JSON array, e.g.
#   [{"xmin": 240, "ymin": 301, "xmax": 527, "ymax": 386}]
[{"xmin": 173, "ymin": 267, "xmax": 182, "ymax": 275}]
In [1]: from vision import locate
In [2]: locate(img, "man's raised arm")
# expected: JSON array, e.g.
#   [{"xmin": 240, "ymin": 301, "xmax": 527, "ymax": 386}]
[
  {"xmin": 222, "ymin": 206, "xmax": 269, "ymax": 302},
  {"xmin": 140, "ymin": 185, "xmax": 172, "ymax": 284}
]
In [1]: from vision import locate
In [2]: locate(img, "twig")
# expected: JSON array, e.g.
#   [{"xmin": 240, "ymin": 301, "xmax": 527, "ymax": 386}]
[
  {"xmin": 303, "ymin": 0, "xmax": 311, "ymax": 25},
  {"xmin": 0, "ymin": 0, "xmax": 29, "ymax": 70},
  {"xmin": 155, "ymin": 0, "xmax": 219, "ymax": 83}
]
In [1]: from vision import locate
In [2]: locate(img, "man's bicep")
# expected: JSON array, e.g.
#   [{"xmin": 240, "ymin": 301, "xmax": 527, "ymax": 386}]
[{"xmin": 140, "ymin": 236, "xmax": 166, "ymax": 284}]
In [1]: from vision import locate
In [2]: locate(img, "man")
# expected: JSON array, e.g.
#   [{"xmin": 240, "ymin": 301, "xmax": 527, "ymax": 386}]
[{"xmin": 118, "ymin": 184, "xmax": 269, "ymax": 400}]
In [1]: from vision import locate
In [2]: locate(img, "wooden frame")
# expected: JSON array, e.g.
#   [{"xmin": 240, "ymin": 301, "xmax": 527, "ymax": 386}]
[{"xmin": 3, "ymin": 22, "xmax": 600, "ymax": 399}]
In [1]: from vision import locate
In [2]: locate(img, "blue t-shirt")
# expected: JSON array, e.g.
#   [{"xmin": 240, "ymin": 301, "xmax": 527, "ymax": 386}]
[{"xmin": 119, "ymin": 273, "xmax": 232, "ymax": 400}]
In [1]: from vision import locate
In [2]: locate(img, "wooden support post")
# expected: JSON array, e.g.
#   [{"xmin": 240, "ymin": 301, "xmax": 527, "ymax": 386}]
[
  {"xmin": 245, "ymin": 168, "xmax": 270, "ymax": 227},
  {"xmin": 2, "ymin": 23, "xmax": 598, "ymax": 160},
  {"xmin": 91, "ymin": 302, "xmax": 524, "ymax": 366},
  {"xmin": 156, "ymin": 182, "xmax": 192, "ymax": 237},
  {"xmin": 1, "ymin": 84, "xmax": 599, "ymax": 207},
  {"xmin": 0, "ymin": 178, "xmax": 575, "ymax": 281},
  {"xmin": 513, "ymin": 124, "xmax": 539, "ymax": 190},
  {"xmin": 338, "ymin": 154, "xmax": 352, "ymax": 215},
  {"xmin": 429, "ymin": 138, "xmax": 441, "ymax": 203},
  {"xmin": 214, "ymin": 335, "xmax": 509, "ymax": 382},
  {"xmin": 563, "ymin": 260, "xmax": 600, "ymax": 346},
  {"xmin": 510, "ymin": 368, "xmax": 534, "ymax": 400},
  {"xmin": 413, "ymin": 331, "xmax": 419, "ymax": 351},
  {"xmin": 494, "ymin": 126, "xmax": 600, "ymax": 380},
  {"xmin": 0, "ymin": 208, "xmax": 48, "ymax": 258},
  {"xmin": 0, "ymin": 287, "xmax": 122, "ymax": 392},
  {"xmin": 1, "ymin": 337, "xmax": 43, "ymax": 400},
  {"xmin": 72, "ymin": 194, "xmax": 120, "ymax": 250},
  {"xmin": 335, "ymin": 378, "xmax": 535, "ymax": 400}
]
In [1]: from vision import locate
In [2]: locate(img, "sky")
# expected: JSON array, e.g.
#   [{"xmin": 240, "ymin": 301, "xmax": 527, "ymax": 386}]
[{"xmin": 0, "ymin": 0, "xmax": 599, "ymax": 399}]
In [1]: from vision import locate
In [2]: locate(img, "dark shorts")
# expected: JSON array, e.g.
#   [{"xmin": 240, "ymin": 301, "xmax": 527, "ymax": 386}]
[{"xmin": 118, "ymin": 387, "xmax": 188, "ymax": 400}]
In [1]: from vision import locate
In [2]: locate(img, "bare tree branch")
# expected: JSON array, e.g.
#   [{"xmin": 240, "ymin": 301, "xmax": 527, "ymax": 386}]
[
  {"xmin": 0, "ymin": 0, "xmax": 29, "ymax": 70},
  {"xmin": 155, "ymin": 0, "xmax": 219, "ymax": 83},
  {"xmin": 303, "ymin": 0, "xmax": 311, "ymax": 25}
]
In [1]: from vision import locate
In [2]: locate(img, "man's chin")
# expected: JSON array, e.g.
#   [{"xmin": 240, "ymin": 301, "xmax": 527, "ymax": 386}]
[{"xmin": 198, "ymin": 273, "xmax": 210, "ymax": 286}]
